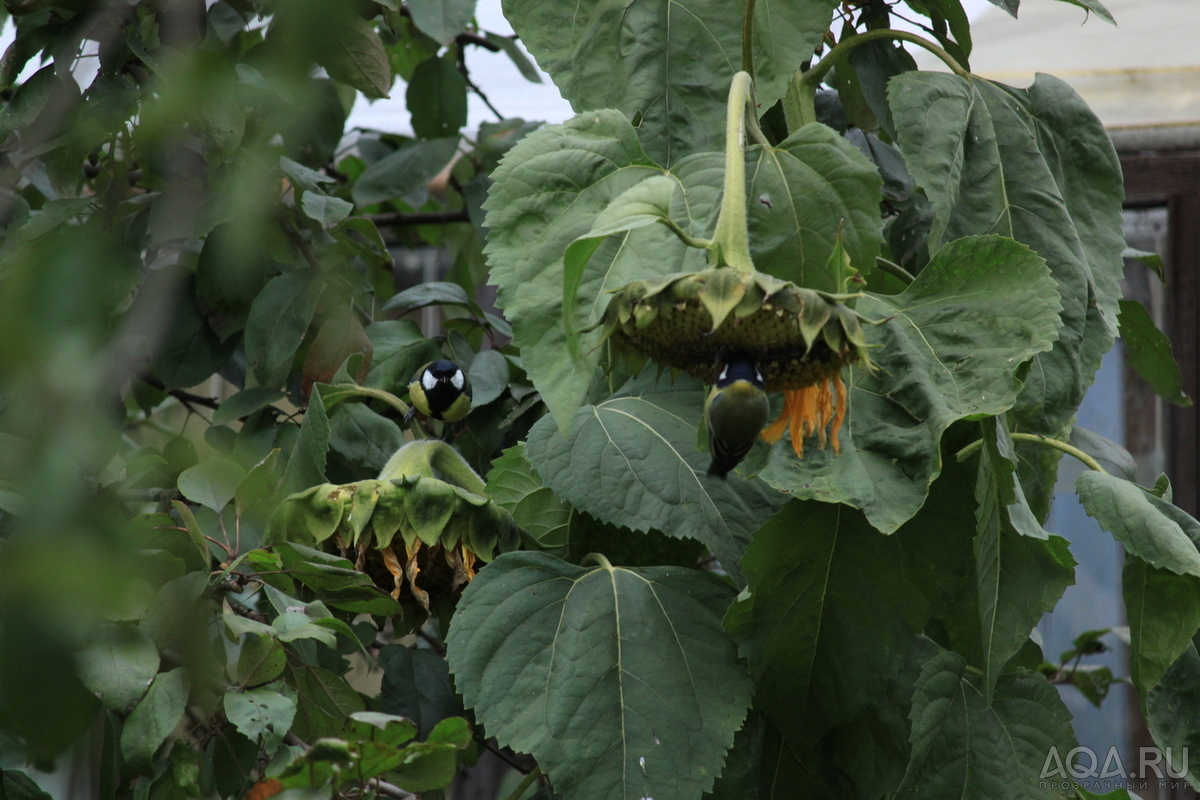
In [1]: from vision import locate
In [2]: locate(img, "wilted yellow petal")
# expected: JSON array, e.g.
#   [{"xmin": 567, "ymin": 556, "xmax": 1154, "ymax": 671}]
[{"xmin": 760, "ymin": 375, "xmax": 848, "ymax": 459}]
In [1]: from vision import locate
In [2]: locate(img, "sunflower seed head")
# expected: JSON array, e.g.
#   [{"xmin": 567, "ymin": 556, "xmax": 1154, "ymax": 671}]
[{"xmin": 602, "ymin": 267, "xmax": 874, "ymax": 390}]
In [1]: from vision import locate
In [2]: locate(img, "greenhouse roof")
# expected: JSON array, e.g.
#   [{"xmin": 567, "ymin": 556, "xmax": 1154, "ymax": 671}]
[{"xmin": 956, "ymin": 0, "xmax": 1200, "ymax": 145}]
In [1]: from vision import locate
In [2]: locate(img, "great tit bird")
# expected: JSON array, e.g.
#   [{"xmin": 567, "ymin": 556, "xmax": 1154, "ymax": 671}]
[
  {"xmin": 704, "ymin": 356, "xmax": 769, "ymax": 479},
  {"xmin": 405, "ymin": 359, "xmax": 473, "ymax": 423}
]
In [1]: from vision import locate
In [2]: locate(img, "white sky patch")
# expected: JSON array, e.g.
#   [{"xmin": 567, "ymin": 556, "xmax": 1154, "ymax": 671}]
[{"xmin": 351, "ymin": 0, "xmax": 572, "ymax": 136}]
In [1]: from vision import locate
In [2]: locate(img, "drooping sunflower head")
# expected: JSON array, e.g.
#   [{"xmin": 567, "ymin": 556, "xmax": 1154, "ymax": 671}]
[
  {"xmin": 268, "ymin": 474, "xmax": 520, "ymax": 617},
  {"xmin": 600, "ymin": 266, "xmax": 873, "ymax": 457},
  {"xmin": 603, "ymin": 267, "xmax": 871, "ymax": 388}
]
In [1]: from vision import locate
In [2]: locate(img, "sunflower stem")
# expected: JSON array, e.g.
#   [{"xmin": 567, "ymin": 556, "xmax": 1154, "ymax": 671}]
[
  {"xmin": 802, "ymin": 28, "xmax": 969, "ymax": 87},
  {"xmin": 504, "ymin": 766, "xmax": 543, "ymax": 800},
  {"xmin": 956, "ymin": 433, "xmax": 1108, "ymax": 475},
  {"xmin": 875, "ymin": 256, "xmax": 916, "ymax": 285},
  {"xmin": 785, "ymin": 29, "xmax": 968, "ymax": 134},
  {"xmin": 712, "ymin": 71, "xmax": 757, "ymax": 274},
  {"xmin": 660, "ymin": 217, "xmax": 712, "ymax": 250},
  {"xmin": 782, "ymin": 70, "xmax": 818, "ymax": 131},
  {"xmin": 584, "ymin": 552, "xmax": 616, "ymax": 571}
]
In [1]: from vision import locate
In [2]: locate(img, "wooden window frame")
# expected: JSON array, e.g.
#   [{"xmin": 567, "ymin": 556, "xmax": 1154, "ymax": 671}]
[
  {"xmin": 1120, "ymin": 150, "xmax": 1200, "ymax": 800},
  {"xmin": 1121, "ymin": 149, "xmax": 1200, "ymax": 516}
]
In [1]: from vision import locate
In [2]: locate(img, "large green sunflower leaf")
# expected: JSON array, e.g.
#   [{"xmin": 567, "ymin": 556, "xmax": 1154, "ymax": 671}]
[
  {"xmin": 733, "ymin": 500, "xmax": 929, "ymax": 752},
  {"xmin": 1077, "ymin": 471, "xmax": 1200, "ymax": 578},
  {"xmin": 1118, "ymin": 299, "xmax": 1191, "ymax": 407},
  {"xmin": 525, "ymin": 374, "xmax": 785, "ymax": 584},
  {"xmin": 502, "ymin": 0, "xmax": 838, "ymax": 164},
  {"xmin": 485, "ymin": 111, "xmax": 705, "ymax": 431},
  {"xmin": 484, "ymin": 442, "xmax": 608, "ymax": 558},
  {"xmin": 972, "ymin": 416, "xmax": 1075, "ymax": 701},
  {"xmin": 445, "ymin": 551, "xmax": 752, "ymax": 800},
  {"xmin": 758, "ymin": 235, "xmax": 1062, "ymax": 533},
  {"xmin": 1075, "ymin": 470, "xmax": 1200, "ymax": 695},
  {"xmin": 1123, "ymin": 556, "xmax": 1200, "ymax": 697},
  {"xmin": 897, "ymin": 650, "xmax": 1078, "ymax": 800},
  {"xmin": 745, "ymin": 123, "xmax": 883, "ymax": 288},
  {"xmin": 738, "ymin": 636, "xmax": 942, "ymax": 800},
  {"xmin": 890, "ymin": 72, "xmax": 1124, "ymax": 434},
  {"xmin": 1147, "ymin": 638, "xmax": 1200, "ymax": 791}
]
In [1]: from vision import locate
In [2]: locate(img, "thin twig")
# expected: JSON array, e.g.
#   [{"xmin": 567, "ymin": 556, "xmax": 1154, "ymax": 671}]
[
  {"xmin": 1053, "ymin": 652, "xmax": 1087, "ymax": 685},
  {"xmin": 284, "ymin": 732, "xmax": 417, "ymax": 798},
  {"xmin": 140, "ymin": 375, "xmax": 222, "ymax": 410},
  {"xmin": 368, "ymin": 778, "xmax": 418, "ymax": 799},
  {"xmin": 416, "ymin": 627, "xmax": 446, "ymax": 656},
  {"xmin": 457, "ymin": 31, "xmax": 501, "ymax": 52},
  {"xmin": 453, "ymin": 40, "xmax": 502, "ymax": 120},
  {"xmin": 223, "ymin": 594, "xmax": 266, "ymax": 623},
  {"xmin": 83, "ymin": 163, "xmax": 144, "ymax": 183},
  {"xmin": 367, "ymin": 210, "xmax": 470, "ymax": 227},
  {"xmin": 463, "ymin": 72, "xmax": 505, "ymax": 121},
  {"xmin": 476, "ymin": 736, "xmax": 532, "ymax": 774},
  {"xmin": 202, "ymin": 534, "xmax": 232, "ymax": 557},
  {"xmin": 277, "ymin": 212, "xmax": 323, "ymax": 271}
]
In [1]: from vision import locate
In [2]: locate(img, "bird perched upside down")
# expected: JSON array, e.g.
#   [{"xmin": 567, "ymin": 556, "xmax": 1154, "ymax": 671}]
[
  {"xmin": 704, "ymin": 356, "xmax": 770, "ymax": 479},
  {"xmin": 405, "ymin": 360, "xmax": 473, "ymax": 423}
]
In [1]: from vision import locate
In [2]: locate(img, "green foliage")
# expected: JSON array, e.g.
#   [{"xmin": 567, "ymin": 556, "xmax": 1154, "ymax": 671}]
[
  {"xmin": 446, "ymin": 552, "xmax": 753, "ymax": 800},
  {"xmin": 889, "ymin": 72, "xmax": 1125, "ymax": 435},
  {"xmin": 1147, "ymin": 637, "xmax": 1200, "ymax": 782},
  {"xmin": 972, "ymin": 417, "xmax": 1075, "ymax": 700},
  {"xmin": 121, "ymin": 669, "xmax": 190, "ymax": 775},
  {"xmin": 756, "ymin": 235, "xmax": 1063, "ymax": 531},
  {"xmin": 0, "ymin": 0, "xmax": 1192, "ymax": 798},
  {"xmin": 76, "ymin": 624, "xmax": 161, "ymax": 711},
  {"xmin": 898, "ymin": 649, "xmax": 1077, "ymax": 800},
  {"xmin": 503, "ymin": 0, "xmax": 837, "ymax": 164},
  {"xmin": 526, "ymin": 374, "xmax": 785, "ymax": 583},
  {"xmin": 1118, "ymin": 299, "xmax": 1193, "ymax": 407},
  {"xmin": 733, "ymin": 500, "xmax": 931, "ymax": 753}
]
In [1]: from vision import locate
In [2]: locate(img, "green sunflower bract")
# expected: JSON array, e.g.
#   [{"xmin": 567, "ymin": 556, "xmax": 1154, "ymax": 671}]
[
  {"xmin": 268, "ymin": 441, "xmax": 520, "ymax": 613},
  {"xmin": 601, "ymin": 266, "xmax": 872, "ymax": 392}
]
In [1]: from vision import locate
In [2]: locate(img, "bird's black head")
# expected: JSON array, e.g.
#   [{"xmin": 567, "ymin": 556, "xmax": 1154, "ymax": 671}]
[
  {"xmin": 420, "ymin": 358, "xmax": 471, "ymax": 407},
  {"xmin": 715, "ymin": 355, "xmax": 765, "ymax": 389},
  {"xmin": 426, "ymin": 359, "xmax": 463, "ymax": 382}
]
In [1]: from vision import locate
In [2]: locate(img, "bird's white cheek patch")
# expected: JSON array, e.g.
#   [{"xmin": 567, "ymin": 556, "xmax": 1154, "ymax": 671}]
[
  {"xmin": 450, "ymin": 370, "xmax": 465, "ymax": 390},
  {"xmin": 422, "ymin": 372, "xmax": 438, "ymax": 391}
]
